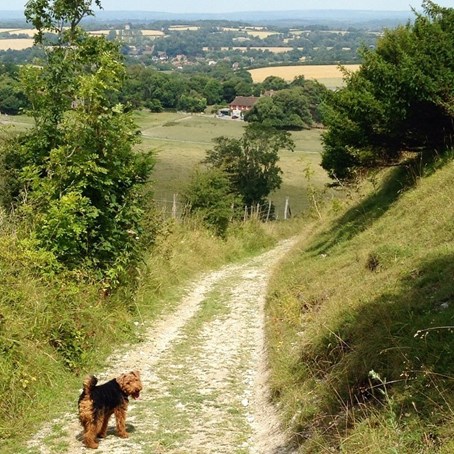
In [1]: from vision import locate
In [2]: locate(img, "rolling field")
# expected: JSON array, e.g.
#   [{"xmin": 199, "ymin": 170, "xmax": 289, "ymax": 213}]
[
  {"xmin": 1, "ymin": 110, "xmax": 331, "ymax": 218},
  {"xmin": 0, "ymin": 38, "xmax": 34, "ymax": 50},
  {"xmin": 133, "ymin": 111, "xmax": 331, "ymax": 217},
  {"xmin": 249, "ymin": 64, "xmax": 361, "ymax": 88},
  {"xmin": 0, "ymin": 28, "xmax": 35, "ymax": 36}
]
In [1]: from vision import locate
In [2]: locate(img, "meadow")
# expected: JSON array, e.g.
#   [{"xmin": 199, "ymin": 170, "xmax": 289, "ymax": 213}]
[
  {"xmin": 133, "ymin": 111, "xmax": 331, "ymax": 218},
  {"xmin": 1, "ymin": 110, "xmax": 330, "ymax": 218},
  {"xmin": 249, "ymin": 64, "xmax": 361, "ymax": 88}
]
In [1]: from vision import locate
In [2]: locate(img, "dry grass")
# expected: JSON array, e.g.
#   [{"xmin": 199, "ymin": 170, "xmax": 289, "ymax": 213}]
[
  {"xmin": 140, "ymin": 29, "xmax": 165, "ymax": 36},
  {"xmin": 168, "ymin": 25, "xmax": 200, "ymax": 31},
  {"xmin": 245, "ymin": 30, "xmax": 280, "ymax": 39},
  {"xmin": 0, "ymin": 39, "xmax": 34, "ymax": 50},
  {"xmin": 0, "ymin": 28, "xmax": 36, "ymax": 36},
  {"xmin": 249, "ymin": 64, "xmax": 361, "ymax": 83}
]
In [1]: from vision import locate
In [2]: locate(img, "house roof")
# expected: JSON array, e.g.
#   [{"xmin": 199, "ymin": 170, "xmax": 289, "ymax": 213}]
[{"xmin": 229, "ymin": 96, "xmax": 259, "ymax": 107}]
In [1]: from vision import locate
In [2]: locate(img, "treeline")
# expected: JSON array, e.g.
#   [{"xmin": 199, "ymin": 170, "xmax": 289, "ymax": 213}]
[
  {"xmin": 0, "ymin": 57, "xmax": 327, "ymax": 129},
  {"xmin": 321, "ymin": 1, "xmax": 454, "ymax": 180}
]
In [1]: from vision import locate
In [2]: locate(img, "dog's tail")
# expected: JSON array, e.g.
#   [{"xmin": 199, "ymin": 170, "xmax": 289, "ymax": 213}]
[{"xmin": 82, "ymin": 375, "xmax": 98, "ymax": 395}]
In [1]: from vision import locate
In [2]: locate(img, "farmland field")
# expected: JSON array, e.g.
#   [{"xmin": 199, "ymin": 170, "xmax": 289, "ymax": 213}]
[
  {"xmin": 0, "ymin": 38, "xmax": 34, "ymax": 50},
  {"xmin": 249, "ymin": 64, "xmax": 361, "ymax": 88},
  {"xmin": 244, "ymin": 30, "xmax": 280, "ymax": 39},
  {"xmin": 0, "ymin": 28, "xmax": 36, "ymax": 36},
  {"xmin": 0, "ymin": 110, "xmax": 331, "ymax": 217},
  {"xmin": 168, "ymin": 25, "xmax": 200, "ymax": 31},
  {"xmin": 133, "ymin": 111, "xmax": 331, "ymax": 217}
]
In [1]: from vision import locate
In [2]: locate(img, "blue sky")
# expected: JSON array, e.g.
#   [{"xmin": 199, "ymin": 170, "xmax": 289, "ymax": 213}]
[{"xmin": 3, "ymin": 0, "xmax": 453, "ymax": 12}]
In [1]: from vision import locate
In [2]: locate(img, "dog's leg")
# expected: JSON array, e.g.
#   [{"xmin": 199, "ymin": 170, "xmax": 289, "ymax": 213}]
[
  {"xmin": 83, "ymin": 423, "xmax": 100, "ymax": 449},
  {"xmin": 114, "ymin": 405, "xmax": 129, "ymax": 438},
  {"xmin": 98, "ymin": 410, "xmax": 113, "ymax": 438}
]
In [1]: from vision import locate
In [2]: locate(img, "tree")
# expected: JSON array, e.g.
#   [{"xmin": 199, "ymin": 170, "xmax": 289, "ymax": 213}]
[
  {"xmin": 2, "ymin": 0, "xmax": 154, "ymax": 283},
  {"xmin": 260, "ymin": 75, "xmax": 288, "ymax": 92},
  {"xmin": 182, "ymin": 167, "xmax": 239, "ymax": 237},
  {"xmin": 177, "ymin": 93, "xmax": 207, "ymax": 112},
  {"xmin": 0, "ymin": 70, "xmax": 28, "ymax": 114},
  {"xmin": 205, "ymin": 124, "xmax": 294, "ymax": 207},
  {"xmin": 321, "ymin": 1, "xmax": 454, "ymax": 180},
  {"xmin": 245, "ymin": 88, "xmax": 313, "ymax": 130}
]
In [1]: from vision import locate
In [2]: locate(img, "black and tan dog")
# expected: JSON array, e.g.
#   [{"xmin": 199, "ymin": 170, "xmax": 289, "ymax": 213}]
[{"xmin": 78, "ymin": 371, "xmax": 142, "ymax": 449}]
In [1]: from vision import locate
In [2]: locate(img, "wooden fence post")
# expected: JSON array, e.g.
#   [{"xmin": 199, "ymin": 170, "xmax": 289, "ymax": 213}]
[
  {"xmin": 172, "ymin": 193, "xmax": 177, "ymax": 219},
  {"xmin": 284, "ymin": 197, "xmax": 289, "ymax": 220},
  {"xmin": 266, "ymin": 200, "xmax": 272, "ymax": 222}
]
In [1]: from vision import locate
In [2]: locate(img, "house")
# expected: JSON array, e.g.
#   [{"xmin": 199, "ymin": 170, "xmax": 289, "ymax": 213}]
[{"xmin": 228, "ymin": 96, "xmax": 259, "ymax": 118}]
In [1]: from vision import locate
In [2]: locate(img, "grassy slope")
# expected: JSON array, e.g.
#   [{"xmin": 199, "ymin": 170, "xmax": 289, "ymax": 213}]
[{"xmin": 266, "ymin": 155, "xmax": 454, "ymax": 452}]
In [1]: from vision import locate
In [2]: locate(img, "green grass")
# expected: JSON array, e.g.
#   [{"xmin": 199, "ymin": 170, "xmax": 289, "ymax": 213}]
[
  {"xmin": 133, "ymin": 111, "xmax": 331, "ymax": 216},
  {"xmin": 265, "ymin": 153, "xmax": 454, "ymax": 452},
  {"xmin": 2, "ymin": 110, "xmax": 331, "ymax": 217}
]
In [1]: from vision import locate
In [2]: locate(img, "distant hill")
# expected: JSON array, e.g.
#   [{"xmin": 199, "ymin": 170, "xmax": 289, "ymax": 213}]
[{"xmin": 0, "ymin": 9, "xmax": 413, "ymax": 28}]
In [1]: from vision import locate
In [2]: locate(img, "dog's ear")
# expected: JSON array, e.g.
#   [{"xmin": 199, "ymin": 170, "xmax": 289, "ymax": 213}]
[{"xmin": 132, "ymin": 370, "xmax": 141, "ymax": 378}]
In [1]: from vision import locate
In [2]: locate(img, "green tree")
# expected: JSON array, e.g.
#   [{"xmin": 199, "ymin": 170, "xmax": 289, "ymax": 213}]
[
  {"xmin": 245, "ymin": 88, "xmax": 313, "ymax": 130},
  {"xmin": 183, "ymin": 167, "xmax": 239, "ymax": 237},
  {"xmin": 0, "ymin": 71, "xmax": 28, "ymax": 114},
  {"xmin": 203, "ymin": 79, "xmax": 223, "ymax": 105},
  {"xmin": 321, "ymin": 1, "xmax": 454, "ymax": 180},
  {"xmin": 205, "ymin": 124, "xmax": 294, "ymax": 207},
  {"xmin": 2, "ymin": 0, "xmax": 154, "ymax": 283},
  {"xmin": 260, "ymin": 75, "xmax": 288, "ymax": 92},
  {"xmin": 177, "ymin": 92, "xmax": 207, "ymax": 112}
]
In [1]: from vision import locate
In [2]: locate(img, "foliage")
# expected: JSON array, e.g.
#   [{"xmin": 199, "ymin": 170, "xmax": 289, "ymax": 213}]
[
  {"xmin": 182, "ymin": 167, "xmax": 240, "ymax": 237},
  {"xmin": 245, "ymin": 87, "xmax": 313, "ymax": 130},
  {"xmin": 205, "ymin": 124, "xmax": 294, "ymax": 207},
  {"xmin": 321, "ymin": 1, "xmax": 454, "ymax": 179},
  {"xmin": 266, "ymin": 155, "xmax": 454, "ymax": 452},
  {"xmin": 1, "ymin": 0, "xmax": 154, "ymax": 283},
  {"xmin": 0, "ymin": 64, "xmax": 28, "ymax": 114},
  {"xmin": 177, "ymin": 92, "xmax": 207, "ymax": 112},
  {"xmin": 260, "ymin": 75, "xmax": 289, "ymax": 91}
]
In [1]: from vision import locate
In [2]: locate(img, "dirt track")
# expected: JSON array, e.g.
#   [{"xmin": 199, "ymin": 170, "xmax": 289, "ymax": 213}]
[{"xmin": 27, "ymin": 239, "xmax": 297, "ymax": 454}]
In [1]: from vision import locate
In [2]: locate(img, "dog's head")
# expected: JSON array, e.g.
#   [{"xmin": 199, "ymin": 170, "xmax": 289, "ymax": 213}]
[{"xmin": 116, "ymin": 370, "xmax": 142, "ymax": 400}]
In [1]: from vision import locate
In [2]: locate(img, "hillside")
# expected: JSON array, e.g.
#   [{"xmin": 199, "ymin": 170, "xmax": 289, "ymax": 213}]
[{"xmin": 266, "ymin": 154, "xmax": 454, "ymax": 452}]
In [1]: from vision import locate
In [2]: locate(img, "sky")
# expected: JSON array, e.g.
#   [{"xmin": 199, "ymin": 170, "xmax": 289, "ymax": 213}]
[{"xmin": 3, "ymin": 0, "xmax": 454, "ymax": 12}]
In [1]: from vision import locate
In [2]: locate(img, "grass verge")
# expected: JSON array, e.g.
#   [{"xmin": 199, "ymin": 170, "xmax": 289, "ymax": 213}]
[
  {"xmin": 266, "ymin": 153, "xmax": 454, "ymax": 452},
  {"xmin": 0, "ymin": 213, "xmax": 302, "ymax": 453}
]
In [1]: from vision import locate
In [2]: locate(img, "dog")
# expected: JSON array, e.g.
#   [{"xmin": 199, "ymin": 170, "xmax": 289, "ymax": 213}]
[{"xmin": 78, "ymin": 370, "xmax": 142, "ymax": 449}]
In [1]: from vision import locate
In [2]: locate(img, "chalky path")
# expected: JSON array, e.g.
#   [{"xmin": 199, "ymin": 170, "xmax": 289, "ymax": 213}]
[{"xmin": 27, "ymin": 239, "xmax": 298, "ymax": 454}]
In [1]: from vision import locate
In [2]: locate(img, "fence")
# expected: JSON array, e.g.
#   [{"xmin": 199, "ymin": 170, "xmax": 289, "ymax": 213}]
[{"xmin": 153, "ymin": 194, "xmax": 293, "ymax": 222}]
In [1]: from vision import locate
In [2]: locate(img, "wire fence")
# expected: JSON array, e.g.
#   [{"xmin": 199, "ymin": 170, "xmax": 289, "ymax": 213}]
[{"xmin": 153, "ymin": 194, "xmax": 293, "ymax": 222}]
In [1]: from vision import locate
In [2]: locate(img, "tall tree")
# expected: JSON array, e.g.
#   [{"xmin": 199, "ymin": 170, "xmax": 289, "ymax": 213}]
[
  {"xmin": 321, "ymin": 1, "xmax": 454, "ymax": 180},
  {"xmin": 3, "ymin": 0, "xmax": 153, "ymax": 283},
  {"xmin": 205, "ymin": 124, "xmax": 294, "ymax": 207}
]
